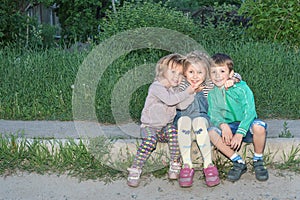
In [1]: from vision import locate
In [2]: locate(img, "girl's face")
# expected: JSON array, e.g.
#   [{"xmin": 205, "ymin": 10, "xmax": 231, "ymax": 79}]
[
  {"xmin": 163, "ymin": 64, "xmax": 183, "ymax": 88},
  {"xmin": 210, "ymin": 65, "xmax": 234, "ymax": 88},
  {"xmin": 185, "ymin": 64, "xmax": 207, "ymax": 87}
]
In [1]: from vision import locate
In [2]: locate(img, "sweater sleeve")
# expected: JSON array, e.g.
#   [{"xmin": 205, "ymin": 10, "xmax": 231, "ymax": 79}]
[
  {"xmin": 176, "ymin": 94, "xmax": 195, "ymax": 110},
  {"xmin": 235, "ymin": 84, "xmax": 257, "ymax": 136},
  {"xmin": 151, "ymin": 82, "xmax": 191, "ymax": 106},
  {"xmin": 176, "ymin": 79, "xmax": 194, "ymax": 110}
]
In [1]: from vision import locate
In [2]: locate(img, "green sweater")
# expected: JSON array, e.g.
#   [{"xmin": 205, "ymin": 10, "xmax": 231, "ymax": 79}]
[{"xmin": 208, "ymin": 81, "xmax": 257, "ymax": 136}]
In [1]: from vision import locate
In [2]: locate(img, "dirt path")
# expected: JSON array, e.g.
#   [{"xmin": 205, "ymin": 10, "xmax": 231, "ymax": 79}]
[{"xmin": 0, "ymin": 169, "xmax": 299, "ymax": 200}]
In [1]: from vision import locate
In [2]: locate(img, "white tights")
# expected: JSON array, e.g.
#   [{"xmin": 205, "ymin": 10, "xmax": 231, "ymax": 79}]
[{"xmin": 177, "ymin": 116, "xmax": 213, "ymax": 168}]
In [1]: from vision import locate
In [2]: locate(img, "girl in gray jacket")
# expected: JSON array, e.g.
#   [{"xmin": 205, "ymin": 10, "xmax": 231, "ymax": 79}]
[{"xmin": 127, "ymin": 53, "xmax": 199, "ymax": 187}]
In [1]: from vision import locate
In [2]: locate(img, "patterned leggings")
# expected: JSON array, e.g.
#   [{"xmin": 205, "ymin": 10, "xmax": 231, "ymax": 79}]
[{"xmin": 131, "ymin": 124, "xmax": 180, "ymax": 169}]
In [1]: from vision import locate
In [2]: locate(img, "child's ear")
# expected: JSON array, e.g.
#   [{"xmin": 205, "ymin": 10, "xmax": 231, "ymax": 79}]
[{"xmin": 229, "ymin": 70, "xmax": 235, "ymax": 78}]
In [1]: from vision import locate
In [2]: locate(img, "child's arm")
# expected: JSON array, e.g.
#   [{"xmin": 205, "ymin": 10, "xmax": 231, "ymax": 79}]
[
  {"xmin": 176, "ymin": 79, "xmax": 204, "ymax": 109},
  {"xmin": 152, "ymin": 82, "xmax": 195, "ymax": 106},
  {"xmin": 235, "ymin": 84, "xmax": 257, "ymax": 136},
  {"xmin": 176, "ymin": 93, "xmax": 194, "ymax": 110}
]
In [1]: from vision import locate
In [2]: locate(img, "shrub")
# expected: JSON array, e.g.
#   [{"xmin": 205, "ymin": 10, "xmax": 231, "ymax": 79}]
[
  {"xmin": 238, "ymin": 0, "xmax": 300, "ymax": 47},
  {"xmin": 97, "ymin": 1, "xmax": 200, "ymax": 41},
  {"xmin": 164, "ymin": 0, "xmax": 241, "ymax": 11},
  {"xmin": 44, "ymin": 0, "xmax": 110, "ymax": 43},
  {"xmin": 0, "ymin": 1, "xmax": 33, "ymax": 47},
  {"xmin": 192, "ymin": 3, "xmax": 248, "ymax": 43}
]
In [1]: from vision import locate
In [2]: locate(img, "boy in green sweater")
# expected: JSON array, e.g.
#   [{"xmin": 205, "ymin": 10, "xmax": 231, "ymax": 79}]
[{"xmin": 208, "ymin": 53, "xmax": 268, "ymax": 182}]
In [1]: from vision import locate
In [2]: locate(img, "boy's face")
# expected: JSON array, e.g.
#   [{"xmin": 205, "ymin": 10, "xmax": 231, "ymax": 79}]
[
  {"xmin": 185, "ymin": 64, "xmax": 206, "ymax": 88},
  {"xmin": 163, "ymin": 64, "xmax": 183, "ymax": 88},
  {"xmin": 210, "ymin": 65, "xmax": 234, "ymax": 88}
]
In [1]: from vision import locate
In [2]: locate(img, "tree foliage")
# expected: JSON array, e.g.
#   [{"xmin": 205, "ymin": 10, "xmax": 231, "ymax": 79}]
[
  {"xmin": 44, "ymin": 0, "xmax": 115, "ymax": 43},
  {"xmin": 97, "ymin": 1, "xmax": 201, "ymax": 41},
  {"xmin": 239, "ymin": 0, "xmax": 300, "ymax": 47},
  {"xmin": 163, "ymin": 0, "xmax": 241, "ymax": 12},
  {"xmin": 0, "ymin": 0, "xmax": 32, "ymax": 45}
]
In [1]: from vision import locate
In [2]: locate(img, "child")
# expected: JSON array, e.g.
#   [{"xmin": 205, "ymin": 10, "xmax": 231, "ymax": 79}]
[
  {"xmin": 208, "ymin": 53, "xmax": 268, "ymax": 182},
  {"xmin": 174, "ymin": 51, "xmax": 220, "ymax": 187},
  {"xmin": 175, "ymin": 51, "xmax": 242, "ymax": 188},
  {"xmin": 127, "ymin": 53, "xmax": 199, "ymax": 187}
]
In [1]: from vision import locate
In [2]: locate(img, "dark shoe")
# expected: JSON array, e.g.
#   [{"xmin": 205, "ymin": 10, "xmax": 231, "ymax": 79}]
[
  {"xmin": 253, "ymin": 160, "xmax": 269, "ymax": 181},
  {"xmin": 227, "ymin": 161, "xmax": 247, "ymax": 182}
]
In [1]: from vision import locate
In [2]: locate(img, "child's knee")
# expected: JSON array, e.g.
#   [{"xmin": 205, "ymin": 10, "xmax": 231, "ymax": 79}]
[
  {"xmin": 178, "ymin": 116, "xmax": 191, "ymax": 125},
  {"xmin": 142, "ymin": 136, "xmax": 157, "ymax": 150},
  {"xmin": 207, "ymin": 127, "xmax": 221, "ymax": 142},
  {"xmin": 178, "ymin": 116, "xmax": 192, "ymax": 134},
  {"xmin": 252, "ymin": 124, "xmax": 266, "ymax": 135},
  {"xmin": 192, "ymin": 117, "xmax": 209, "ymax": 130}
]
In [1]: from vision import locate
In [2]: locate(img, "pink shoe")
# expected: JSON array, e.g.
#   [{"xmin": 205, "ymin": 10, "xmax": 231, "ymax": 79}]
[
  {"xmin": 127, "ymin": 167, "xmax": 142, "ymax": 187},
  {"xmin": 168, "ymin": 161, "xmax": 181, "ymax": 180},
  {"xmin": 179, "ymin": 164, "xmax": 194, "ymax": 187},
  {"xmin": 203, "ymin": 164, "xmax": 220, "ymax": 187}
]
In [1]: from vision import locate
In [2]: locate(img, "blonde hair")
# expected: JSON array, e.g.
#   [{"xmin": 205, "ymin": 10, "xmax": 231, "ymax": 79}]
[
  {"xmin": 155, "ymin": 53, "xmax": 185, "ymax": 81},
  {"xmin": 183, "ymin": 50, "xmax": 212, "ymax": 82}
]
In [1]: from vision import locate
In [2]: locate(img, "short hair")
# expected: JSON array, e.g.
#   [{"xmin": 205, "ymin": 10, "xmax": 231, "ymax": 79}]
[
  {"xmin": 211, "ymin": 53, "xmax": 234, "ymax": 72},
  {"xmin": 183, "ymin": 50, "xmax": 211, "ymax": 82},
  {"xmin": 155, "ymin": 53, "xmax": 184, "ymax": 81}
]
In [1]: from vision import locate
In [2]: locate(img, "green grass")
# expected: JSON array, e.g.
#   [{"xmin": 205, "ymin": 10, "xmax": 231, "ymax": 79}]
[
  {"xmin": 0, "ymin": 46, "xmax": 86, "ymax": 120},
  {"xmin": 0, "ymin": 135, "xmax": 120, "ymax": 182},
  {"xmin": 274, "ymin": 145, "xmax": 300, "ymax": 173},
  {"xmin": 1, "ymin": 135, "xmax": 299, "ymax": 181},
  {"xmin": 0, "ymin": 40, "xmax": 299, "ymax": 123},
  {"xmin": 279, "ymin": 121, "xmax": 294, "ymax": 138}
]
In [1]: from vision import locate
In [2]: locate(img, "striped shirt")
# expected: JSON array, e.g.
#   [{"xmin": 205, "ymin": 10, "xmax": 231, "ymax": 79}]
[{"xmin": 178, "ymin": 72, "xmax": 242, "ymax": 97}]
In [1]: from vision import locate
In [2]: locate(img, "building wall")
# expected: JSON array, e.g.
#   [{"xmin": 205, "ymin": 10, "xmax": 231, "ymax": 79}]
[{"xmin": 26, "ymin": 3, "xmax": 60, "ymax": 37}]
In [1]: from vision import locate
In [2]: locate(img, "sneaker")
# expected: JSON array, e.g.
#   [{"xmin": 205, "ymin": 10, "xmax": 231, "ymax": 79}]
[
  {"xmin": 179, "ymin": 164, "xmax": 195, "ymax": 187},
  {"xmin": 227, "ymin": 161, "xmax": 247, "ymax": 182},
  {"xmin": 127, "ymin": 167, "xmax": 142, "ymax": 187},
  {"xmin": 168, "ymin": 161, "xmax": 181, "ymax": 180},
  {"xmin": 203, "ymin": 164, "xmax": 220, "ymax": 187},
  {"xmin": 253, "ymin": 160, "xmax": 269, "ymax": 181}
]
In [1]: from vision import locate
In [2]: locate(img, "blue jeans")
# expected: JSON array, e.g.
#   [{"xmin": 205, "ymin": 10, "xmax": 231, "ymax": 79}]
[{"xmin": 208, "ymin": 119, "xmax": 267, "ymax": 143}]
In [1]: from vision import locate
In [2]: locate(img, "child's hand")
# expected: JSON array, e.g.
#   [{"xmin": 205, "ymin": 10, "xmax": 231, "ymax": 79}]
[
  {"xmin": 194, "ymin": 85, "xmax": 206, "ymax": 93},
  {"xmin": 187, "ymin": 81, "xmax": 206, "ymax": 94},
  {"xmin": 224, "ymin": 79, "xmax": 235, "ymax": 90},
  {"xmin": 230, "ymin": 133, "xmax": 243, "ymax": 150},
  {"xmin": 193, "ymin": 82, "xmax": 206, "ymax": 93},
  {"xmin": 186, "ymin": 85, "xmax": 196, "ymax": 94},
  {"xmin": 220, "ymin": 123, "xmax": 233, "ymax": 145},
  {"xmin": 191, "ymin": 81, "xmax": 205, "ymax": 91}
]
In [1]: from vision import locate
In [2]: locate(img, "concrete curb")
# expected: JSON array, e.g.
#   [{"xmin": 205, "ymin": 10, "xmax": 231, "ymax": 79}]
[
  {"xmin": 1, "ymin": 119, "xmax": 299, "ymax": 165},
  {"xmin": 13, "ymin": 137, "xmax": 299, "ymax": 165},
  {"xmin": 0, "ymin": 119, "xmax": 299, "ymax": 139},
  {"xmin": 106, "ymin": 138, "xmax": 300, "ymax": 164}
]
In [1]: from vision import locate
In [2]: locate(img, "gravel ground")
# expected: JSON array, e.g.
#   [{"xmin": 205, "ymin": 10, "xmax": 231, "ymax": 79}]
[{"xmin": 0, "ymin": 169, "xmax": 299, "ymax": 200}]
